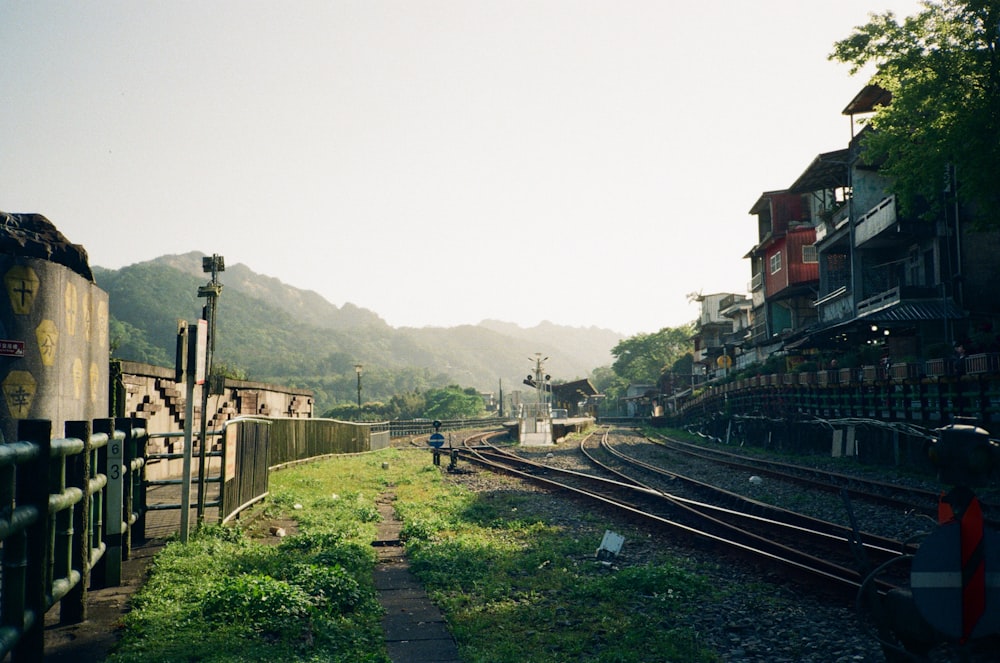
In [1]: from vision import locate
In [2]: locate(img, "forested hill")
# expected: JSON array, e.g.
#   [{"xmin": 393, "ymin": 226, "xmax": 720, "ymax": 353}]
[{"xmin": 94, "ymin": 252, "xmax": 622, "ymax": 412}]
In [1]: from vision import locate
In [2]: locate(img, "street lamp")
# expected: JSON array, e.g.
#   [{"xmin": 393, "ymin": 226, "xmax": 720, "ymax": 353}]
[
  {"xmin": 354, "ymin": 364, "xmax": 363, "ymax": 408},
  {"xmin": 196, "ymin": 254, "xmax": 224, "ymax": 526}
]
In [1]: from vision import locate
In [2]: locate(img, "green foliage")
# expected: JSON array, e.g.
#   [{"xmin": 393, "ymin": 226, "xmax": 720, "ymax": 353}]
[
  {"xmin": 320, "ymin": 383, "xmax": 486, "ymax": 421},
  {"xmin": 112, "ymin": 450, "xmax": 726, "ymax": 663},
  {"xmin": 402, "ymin": 487, "xmax": 719, "ymax": 663},
  {"xmin": 286, "ymin": 563, "xmax": 365, "ymax": 613},
  {"xmin": 212, "ymin": 360, "xmax": 250, "ymax": 381},
  {"xmin": 597, "ymin": 323, "xmax": 695, "ymax": 407},
  {"xmin": 108, "ymin": 478, "xmax": 387, "ymax": 662},
  {"xmin": 202, "ymin": 574, "xmax": 314, "ymax": 637},
  {"xmin": 109, "ymin": 317, "xmax": 171, "ymax": 365},
  {"xmin": 385, "ymin": 390, "xmax": 428, "ymax": 418},
  {"xmin": 423, "ymin": 385, "xmax": 486, "ymax": 419},
  {"xmin": 588, "ymin": 365, "xmax": 623, "ymax": 395},
  {"xmin": 611, "ymin": 324, "xmax": 696, "ymax": 385},
  {"xmin": 830, "ymin": 0, "xmax": 1000, "ymax": 228},
  {"xmin": 97, "ymin": 257, "xmax": 620, "ymax": 414}
]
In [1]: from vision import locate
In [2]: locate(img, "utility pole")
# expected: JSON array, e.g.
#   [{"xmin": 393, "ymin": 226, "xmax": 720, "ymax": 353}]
[
  {"xmin": 355, "ymin": 363, "xmax": 363, "ymax": 409},
  {"xmin": 531, "ymin": 353, "xmax": 550, "ymax": 407},
  {"xmin": 196, "ymin": 254, "xmax": 224, "ymax": 525}
]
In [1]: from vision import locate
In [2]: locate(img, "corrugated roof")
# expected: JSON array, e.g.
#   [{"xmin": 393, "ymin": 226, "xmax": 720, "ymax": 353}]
[
  {"xmin": 748, "ymin": 190, "xmax": 787, "ymax": 216},
  {"xmin": 861, "ymin": 300, "xmax": 965, "ymax": 322},
  {"xmin": 787, "ymin": 149, "xmax": 851, "ymax": 193}
]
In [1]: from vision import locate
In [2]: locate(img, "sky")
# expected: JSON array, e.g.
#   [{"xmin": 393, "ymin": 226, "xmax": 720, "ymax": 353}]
[{"xmin": 0, "ymin": 0, "xmax": 925, "ymax": 337}]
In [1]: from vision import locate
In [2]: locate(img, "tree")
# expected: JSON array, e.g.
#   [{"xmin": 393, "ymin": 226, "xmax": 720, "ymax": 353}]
[
  {"xmin": 385, "ymin": 390, "xmax": 427, "ymax": 419},
  {"xmin": 610, "ymin": 324, "xmax": 695, "ymax": 385},
  {"xmin": 212, "ymin": 361, "xmax": 250, "ymax": 381},
  {"xmin": 109, "ymin": 317, "xmax": 171, "ymax": 366},
  {"xmin": 830, "ymin": 0, "xmax": 1000, "ymax": 228},
  {"xmin": 423, "ymin": 385, "xmax": 486, "ymax": 420}
]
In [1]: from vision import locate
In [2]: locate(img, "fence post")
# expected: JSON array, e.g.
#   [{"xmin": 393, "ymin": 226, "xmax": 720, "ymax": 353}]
[
  {"xmin": 90, "ymin": 419, "xmax": 113, "ymax": 589},
  {"xmin": 130, "ymin": 417, "xmax": 148, "ymax": 544},
  {"xmin": 97, "ymin": 418, "xmax": 123, "ymax": 585},
  {"xmin": 218, "ymin": 422, "xmax": 228, "ymax": 524},
  {"xmin": 0, "ymin": 441, "xmax": 27, "ymax": 654},
  {"xmin": 61, "ymin": 420, "xmax": 91, "ymax": 624},
  {"xmin": 116, "ymin": 418, "xmax": 135, "ymax": 559},
  {"xmin": 13, "ymin": 419, "xmax": 51, "ymax": 663}
]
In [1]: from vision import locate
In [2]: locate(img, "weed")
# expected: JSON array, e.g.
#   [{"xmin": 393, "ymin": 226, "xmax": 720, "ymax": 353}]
[{"xmin": 111, "ymin": 447, "xmax": 720, "ymax": 662}]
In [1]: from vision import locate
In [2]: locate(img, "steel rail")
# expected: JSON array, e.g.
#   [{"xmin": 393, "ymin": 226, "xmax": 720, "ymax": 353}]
[
  {"xmin": 455, "ymin": 432, "xmax": 890, "ymax": 598},
  {"xmin": 647, "ymin": 430, "xmax": 961, "ymax": 520},
  {"xmin": 591, "ymin": 431, "xmax": 914, "ymax": 560}
]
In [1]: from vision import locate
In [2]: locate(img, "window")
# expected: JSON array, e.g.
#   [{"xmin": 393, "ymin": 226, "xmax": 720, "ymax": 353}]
[
  {"xmin": 802, "ymin": 245, "xmax": 817, "ymax": 263},
  {"xmin": 769, "ymin": 252, "xmax": 782, "ymax": 274}
]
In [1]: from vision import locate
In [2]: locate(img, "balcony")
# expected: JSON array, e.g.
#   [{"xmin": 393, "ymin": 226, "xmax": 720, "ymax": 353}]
[
  {"xmin": 815, "ymin": 286, "xmax": 852, "ymax": 325},
  {"xmin": 856, "ymin": 285, "xmax": 943, "ymax": 318},
  {"xmin": 856, "ymin": 285, "xmax": 901, "ymax": 317},
  {"xmin": 854, "ymin": 196, "xmax": 897, "ymax": 247}
]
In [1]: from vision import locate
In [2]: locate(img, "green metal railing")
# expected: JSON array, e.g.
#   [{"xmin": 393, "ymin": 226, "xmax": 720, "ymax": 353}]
[{"xmin": 0, "ymin": 417, "xmax": 147, "ymax": 662}]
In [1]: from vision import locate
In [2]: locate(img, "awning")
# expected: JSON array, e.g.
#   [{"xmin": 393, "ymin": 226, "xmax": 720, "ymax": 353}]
[
  {"xmin": 860, "ymin": 300, "xmax": 965, "ymax": 322},
  {"xmin": 784, "ymin": 300, "xmax": 964, "ymax": 350}
]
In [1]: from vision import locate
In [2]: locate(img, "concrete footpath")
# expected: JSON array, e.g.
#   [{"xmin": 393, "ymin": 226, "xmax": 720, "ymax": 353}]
[{"xmin": 374, "ymin": 492, "xmax": 462, "ymax": 663}]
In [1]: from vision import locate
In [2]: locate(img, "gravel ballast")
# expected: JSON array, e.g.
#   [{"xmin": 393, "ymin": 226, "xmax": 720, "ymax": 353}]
[{"xmin": 437, "ymin": 428, "xmax": 998, "ymax": 663}]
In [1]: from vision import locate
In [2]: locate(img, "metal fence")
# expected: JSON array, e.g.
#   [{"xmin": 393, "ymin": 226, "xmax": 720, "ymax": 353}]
[
  {"xmin": 143, "ymin": 417, "xmax": 391, "ymax": 527},
  {"xmin": 387, "ymin": 416, "xmax": 503, "ymax": 438},
  {"xmin": 0, "ymin": 417, "xmax": 147, "ymax": 662},
  {"xmin": 4, "ymin": 413, "xmax": 511, "ymax": 660},
  {"xmin": 147, "ymin": 416, "xmax": 506, "ymax": 532}
]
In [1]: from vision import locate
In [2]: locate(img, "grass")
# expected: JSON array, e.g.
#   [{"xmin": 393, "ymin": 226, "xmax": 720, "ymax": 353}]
[{"xmin": 108, "ymin": 447, "xmax": 721, "ymax": 662}]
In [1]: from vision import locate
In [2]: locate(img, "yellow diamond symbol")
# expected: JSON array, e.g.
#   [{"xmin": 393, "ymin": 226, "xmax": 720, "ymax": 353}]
[
  {"xmin": 3, "ymin": 370, "xmax": 36, "ymax": 419},
  {"xmin": 5, "ymin": 266, "xmax": 40, "ymax": 315},
  {"xmin": 36, "ymin": 319, "xmax": 58, "ymax": 367}
]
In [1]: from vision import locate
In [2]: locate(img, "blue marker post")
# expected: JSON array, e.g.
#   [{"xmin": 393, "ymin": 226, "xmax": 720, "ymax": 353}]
[{"xmin": 428, "ymin": 420, "xmax": 445, "ymax": 466}]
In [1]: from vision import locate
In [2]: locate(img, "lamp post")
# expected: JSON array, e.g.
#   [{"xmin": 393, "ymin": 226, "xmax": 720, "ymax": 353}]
[
  {"xmin": 354, "ymin": 364, "xmax": 363, "ymax": 409},
  {"xmin": 196, "ymin": 254, "xmax": 224, "ymax": 526}
]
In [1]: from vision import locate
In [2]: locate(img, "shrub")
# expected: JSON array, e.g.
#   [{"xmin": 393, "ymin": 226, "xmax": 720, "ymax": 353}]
[
  {"xmin": 288, "ymin": 563, "xmax": 365, "ymax": 613},
  {"xmin": 202, "ymin": 574, "xmax": 314, "ymax": 638}
]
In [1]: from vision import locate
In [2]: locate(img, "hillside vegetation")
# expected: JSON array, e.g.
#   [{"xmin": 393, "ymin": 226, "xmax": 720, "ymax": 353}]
[{"xmin": 96, "ymin": 252, "xmax": 622, "ymax": 413}]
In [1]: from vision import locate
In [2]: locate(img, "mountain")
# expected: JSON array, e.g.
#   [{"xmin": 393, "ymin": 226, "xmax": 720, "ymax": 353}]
[
  {"xmin": 479, "ymin": 319, "xmax": 622, "ymax": 367},
  {"xmin": 95, "ymin": 252, "xmax": 621, "ymax": 412},
  {"xmin": 151, "ymin": 252, "xmax": 387, "ymax": 330}
]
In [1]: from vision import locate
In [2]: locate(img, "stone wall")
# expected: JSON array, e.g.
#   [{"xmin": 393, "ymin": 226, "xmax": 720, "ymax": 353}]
[{"xmin": 112, "ymin": 360, "xmax": 313, "ymax": 479}]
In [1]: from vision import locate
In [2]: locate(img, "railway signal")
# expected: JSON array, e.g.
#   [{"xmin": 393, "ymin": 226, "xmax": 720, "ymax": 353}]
[{"xmin": 911, "ymin": 422, "xmax": 1000, "ymax": 644}]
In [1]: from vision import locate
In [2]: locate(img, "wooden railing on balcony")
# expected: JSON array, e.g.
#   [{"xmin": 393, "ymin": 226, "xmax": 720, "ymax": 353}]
[
  {"xmin": 854, "ymin": 195, "xmax": 897, "ymax": 247},
  {"xmin": 676, "ymin": 353, "xmax": 1000, "ymax": 428}
]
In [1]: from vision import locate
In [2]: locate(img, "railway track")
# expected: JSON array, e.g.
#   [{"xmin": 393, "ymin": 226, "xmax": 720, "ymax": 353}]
[
  {"xmin": 439, "ymin": 426, "xmax": 1000, "ymax": 661},
  {"xmin": 645, "ymin": 429, "xmax": 1000, "ymax": 529},
  {"xmin": 455, "ymin": 428, "xmax": 908, "ymax": 600}
]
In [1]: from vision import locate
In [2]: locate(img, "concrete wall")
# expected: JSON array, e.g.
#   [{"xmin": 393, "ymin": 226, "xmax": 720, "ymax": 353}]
[{"xmin": 0, "ymin": 257, "xmax": 109, "ymax": 443}]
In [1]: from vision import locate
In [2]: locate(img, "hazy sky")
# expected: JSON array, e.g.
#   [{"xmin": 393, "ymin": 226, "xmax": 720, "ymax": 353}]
[{"xmin": 1, "ymin": 1, "xmax": 923, "ymax": 336}]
